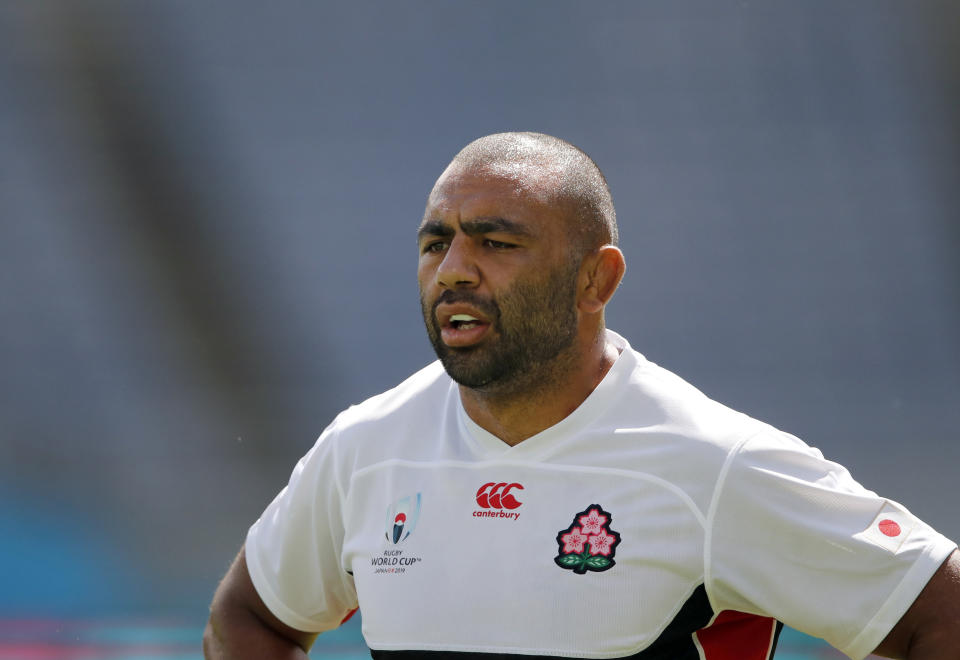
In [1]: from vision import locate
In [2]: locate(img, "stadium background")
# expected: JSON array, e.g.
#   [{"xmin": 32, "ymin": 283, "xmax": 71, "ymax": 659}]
[{"xmin": 1, "ymin": 1, "xmax": 957, "ymax": 658}]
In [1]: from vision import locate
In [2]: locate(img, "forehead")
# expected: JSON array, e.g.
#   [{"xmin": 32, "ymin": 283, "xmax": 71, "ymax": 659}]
[{"xmin": 423, "ymin": 162, "xmax": 568, "ymax": 228}]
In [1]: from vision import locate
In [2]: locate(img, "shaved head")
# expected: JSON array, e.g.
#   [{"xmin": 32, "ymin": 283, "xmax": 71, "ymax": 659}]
[
  {"xmin": 442, "ymin": 132, "xmax": 618, "ymax": 258},
  {"xmin": 418, "ymin": 131, "xmax": 627, "ymax": 399}
]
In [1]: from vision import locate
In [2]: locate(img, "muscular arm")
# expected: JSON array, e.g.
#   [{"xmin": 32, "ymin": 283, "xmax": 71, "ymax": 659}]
[
  {"xmin": 873, "ymin": 549, "xmax": 960, "ymax": 659},
  {"xmin": 203, "ymin": 546, "xmax": 318, "ymax": 660}
]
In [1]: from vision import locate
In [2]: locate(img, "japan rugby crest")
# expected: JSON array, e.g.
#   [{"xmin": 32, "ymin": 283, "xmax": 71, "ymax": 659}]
[{"xmin": 554, "ymin": 505, "xmax": 621, "ymax": 574}]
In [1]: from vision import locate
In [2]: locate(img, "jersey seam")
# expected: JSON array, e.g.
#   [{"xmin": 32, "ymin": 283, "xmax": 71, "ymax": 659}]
[
  {"xmin": 330, "ymin": 417, "xmax": 348, "ymax": 508},
  {"xmin": 328, "ymin": 417, "xmax": 357, "ymax": 599},
  {"xmin": 349, "ymin": 457, "xmax": 708, "ymax": 527},
  {"xmin": 702, "ymin": 428, "xmax": 768, "ymax": 615}
]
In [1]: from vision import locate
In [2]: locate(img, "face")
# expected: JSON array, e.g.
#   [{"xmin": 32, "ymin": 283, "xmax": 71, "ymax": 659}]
[{"xmin": 417, "ymin": 165, "xmax": 582, "ymax": 392}]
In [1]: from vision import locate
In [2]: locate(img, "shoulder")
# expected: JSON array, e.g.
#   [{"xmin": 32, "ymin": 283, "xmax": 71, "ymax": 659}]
[
  {"xmin": 311, "ymin": 360, "xmax": 454, "ymax": 470},
  {"xmin": 620, "ymin": 348, "xmax": 839, "ymax": 480},
  {"xmin": 333, "ymin": 360, "xmax": 451, "ymax": 429},
  {"xmin": 612, "ymin": 337, "xmax": 765, "ymax": 456},
  {"xmin": 556, "ymin": 332, "xmax": 771, "ymax": 512},
  {"xmin": 624, "ymin": 356, "xmax": 826, "ymax": 487},
  {"xmin": 606, "ymin": 332, "xmax": 834, "ymax": 470}
]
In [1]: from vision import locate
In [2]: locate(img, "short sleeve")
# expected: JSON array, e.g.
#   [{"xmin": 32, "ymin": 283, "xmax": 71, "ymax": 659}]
[
  {"xmin": 706, "ymin": 430, "xmax": 956, "ymax": 660},
  {"xmin": 245, "ymin": 422, "xmax": 358, "ymax": 633}
]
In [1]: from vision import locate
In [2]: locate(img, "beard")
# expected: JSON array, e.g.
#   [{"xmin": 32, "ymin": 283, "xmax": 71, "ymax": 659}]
[{"xmin": 420, "ymin": 260, "xmax": 580, "ymax": 392}]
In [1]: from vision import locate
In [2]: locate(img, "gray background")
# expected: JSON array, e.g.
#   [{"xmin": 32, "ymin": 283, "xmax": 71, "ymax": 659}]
[{"xmin": 1, "ymin": 0, "xmax": 957, "ymax": 644}]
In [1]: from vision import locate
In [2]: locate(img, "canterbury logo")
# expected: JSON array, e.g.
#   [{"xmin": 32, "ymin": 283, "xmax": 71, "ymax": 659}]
[{"xmin": 476, "ymin": 482, "xmax": 523, "ymax": 510}]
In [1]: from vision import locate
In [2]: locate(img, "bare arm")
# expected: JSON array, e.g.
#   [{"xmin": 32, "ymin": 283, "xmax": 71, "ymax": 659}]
[
  {"xmin": 873, "ymin": 549, "xmax": 960, "ymax": 659},
  {"xmin": 203, "ymin": 546, "xmax": 318, "ymax": 660}
]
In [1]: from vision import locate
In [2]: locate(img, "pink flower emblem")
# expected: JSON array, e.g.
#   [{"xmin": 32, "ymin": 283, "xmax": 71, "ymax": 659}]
[
  {"xmin": 578, "ymin": 508, "xmax": 608, "ymax": 535},
  {"xmin": 555, "ymin": 504, "xmax": 621, "ymax": 574},
  {"xmin": 587, "ymin": 528, "xmax": 616, "ymax": 556},
  {"xmin": 560, "ymin": 527, "xmax": 589, "ymax": 554}
]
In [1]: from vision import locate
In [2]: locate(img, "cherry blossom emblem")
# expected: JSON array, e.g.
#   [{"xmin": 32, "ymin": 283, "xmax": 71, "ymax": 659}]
[{"xmin": 554, "ymin": 505, "xmax": 621, "ymax": 574}]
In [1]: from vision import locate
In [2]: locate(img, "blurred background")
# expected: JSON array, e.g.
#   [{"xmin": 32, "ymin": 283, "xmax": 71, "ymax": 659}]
[{"xmin": 1, "ymin": 1, "xmax": 957, "ymax": 658}]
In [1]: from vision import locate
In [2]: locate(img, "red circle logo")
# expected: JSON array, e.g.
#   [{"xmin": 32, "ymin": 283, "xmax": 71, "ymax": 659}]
[{"xmin": 878, "ymin": 519, "xmax": 901, "ymax": 537}]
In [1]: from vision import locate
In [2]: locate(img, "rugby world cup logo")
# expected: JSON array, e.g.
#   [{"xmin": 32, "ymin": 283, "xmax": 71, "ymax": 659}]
[{"xmin": 385, "ymin": 493, "xmax": 422, "ymax": 544}]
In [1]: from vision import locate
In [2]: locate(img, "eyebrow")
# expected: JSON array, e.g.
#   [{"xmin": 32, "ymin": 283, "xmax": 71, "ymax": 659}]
[{"xmin": 417, "ymin": 216, "xmax": 532, "ymax": 241}]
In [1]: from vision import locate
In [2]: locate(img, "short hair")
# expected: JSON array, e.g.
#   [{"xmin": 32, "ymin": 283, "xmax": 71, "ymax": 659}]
[{"xmin": 449, "ymin": 132, "xmax": 618, "ymax": 255}]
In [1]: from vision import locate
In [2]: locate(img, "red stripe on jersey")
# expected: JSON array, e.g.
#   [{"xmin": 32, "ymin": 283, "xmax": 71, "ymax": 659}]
[
  {"xmin": 340, "ymin": 607, "xmax": 359, "ymax": 625},
  {"xmin": 694, "ymin": 610, "xmax": 778, "ymax": 660}
]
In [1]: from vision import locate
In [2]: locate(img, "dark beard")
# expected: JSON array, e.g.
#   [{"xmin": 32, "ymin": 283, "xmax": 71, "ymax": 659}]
[{"xmin": 420, "ymin": 261, "xmax": 580, "ymax": 392}]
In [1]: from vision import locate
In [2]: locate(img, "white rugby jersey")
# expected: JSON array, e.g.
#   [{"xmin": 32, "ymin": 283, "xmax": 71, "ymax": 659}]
[{"xmin": 245, "ymin": 331, "xmax": 955, "ymax": 660}]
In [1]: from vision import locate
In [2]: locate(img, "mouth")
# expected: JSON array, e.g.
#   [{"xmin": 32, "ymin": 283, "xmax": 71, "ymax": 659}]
[
  {"xmin": 449, "ymin": 313, "xmax": 482, "ymax": 330},
  {"xmin": 437, "ymin": 306, "xmax": 493, "ymax": 348}
]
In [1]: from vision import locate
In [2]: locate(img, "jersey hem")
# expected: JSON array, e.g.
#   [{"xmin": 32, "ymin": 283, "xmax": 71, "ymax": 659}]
[
  {"xmin": 245, "ymin": 522, "xmax": 337, "ymax": 634},
  {"xmin": 366, "ymin": 641, "xmax": 649, "ymax": 659},
  {"xmin": 841, "ymin": 536, "xmax": 957, "ymax": 660},
  {"xmin": 367, "ymin": 581, "xmax": 707, "ymax": 660}
]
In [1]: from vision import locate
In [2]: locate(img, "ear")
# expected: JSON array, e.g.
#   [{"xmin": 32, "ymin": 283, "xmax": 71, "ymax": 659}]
[{"xmin": 577, "ymin": 246, "xmax": 626, "ymax": 314}]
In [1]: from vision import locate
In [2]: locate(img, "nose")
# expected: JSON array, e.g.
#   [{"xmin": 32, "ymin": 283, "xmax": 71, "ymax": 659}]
[{"xmin": 436, "ymin": 235, "xmax": 479, "ymax": 289}]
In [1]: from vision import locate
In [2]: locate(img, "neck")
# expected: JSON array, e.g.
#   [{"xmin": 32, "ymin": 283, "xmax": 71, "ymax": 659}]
[{"xmin": 459, "ymin": 327, "xmax": 619, "ymax": 446}]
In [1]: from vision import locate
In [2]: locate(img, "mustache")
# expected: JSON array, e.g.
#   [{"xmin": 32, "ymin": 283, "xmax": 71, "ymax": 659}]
[{"xmin": 431, "ymin": 290, "xmax": 500, "ymax": 321}]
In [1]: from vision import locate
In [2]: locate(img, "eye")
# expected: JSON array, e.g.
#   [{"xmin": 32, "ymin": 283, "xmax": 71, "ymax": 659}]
[
  {"xmin": 422, "ymin": 240, "xmax": 447, "ymax": 254},
  {"xmin": 484, "ymin": 239, "xmax": 515, "ymax": 249}
]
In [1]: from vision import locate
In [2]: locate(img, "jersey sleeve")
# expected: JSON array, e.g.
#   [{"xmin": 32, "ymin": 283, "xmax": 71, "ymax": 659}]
[
  {"xmin": 705, "ymin": 429, "xmax": 956, "ymax": 660},
  {"xmin": 244, "ymin": 421, "xmax": 358, "ymax": 633}
]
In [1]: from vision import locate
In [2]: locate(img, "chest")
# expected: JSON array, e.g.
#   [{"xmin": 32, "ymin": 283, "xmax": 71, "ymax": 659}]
[{"xmin": 342, "ymin": 462, "xmax": 706, "ymax": 656}]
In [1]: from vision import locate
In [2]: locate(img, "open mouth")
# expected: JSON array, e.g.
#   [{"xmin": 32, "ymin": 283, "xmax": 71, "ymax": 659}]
[
  {"xmin": 438, "ymin": 310, "xmax": 492, "ymax": 347},
  {"xmin": 449, "ymin": 314, "xmax": 481, "ymax": 330}
]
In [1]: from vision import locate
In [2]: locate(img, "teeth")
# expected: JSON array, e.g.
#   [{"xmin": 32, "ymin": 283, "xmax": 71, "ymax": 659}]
[{"xmin": 448, "ymin": 313, "xmax": 480, "ymax": 331}]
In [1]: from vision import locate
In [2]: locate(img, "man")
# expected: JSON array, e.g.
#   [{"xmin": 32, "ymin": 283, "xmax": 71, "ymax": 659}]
[{"xmin": 204, "ymin": 133, "xmax": 959, "ymax": 659}]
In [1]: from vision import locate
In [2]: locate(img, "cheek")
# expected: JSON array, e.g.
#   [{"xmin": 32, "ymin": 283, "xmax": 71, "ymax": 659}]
[
  {"xmin": 418, "ymin": 265, "xmax": 442, "ymax": 309},
  {"xmin": 417, "ymin": 260, "xmax": 434, "ymax": 286}
]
